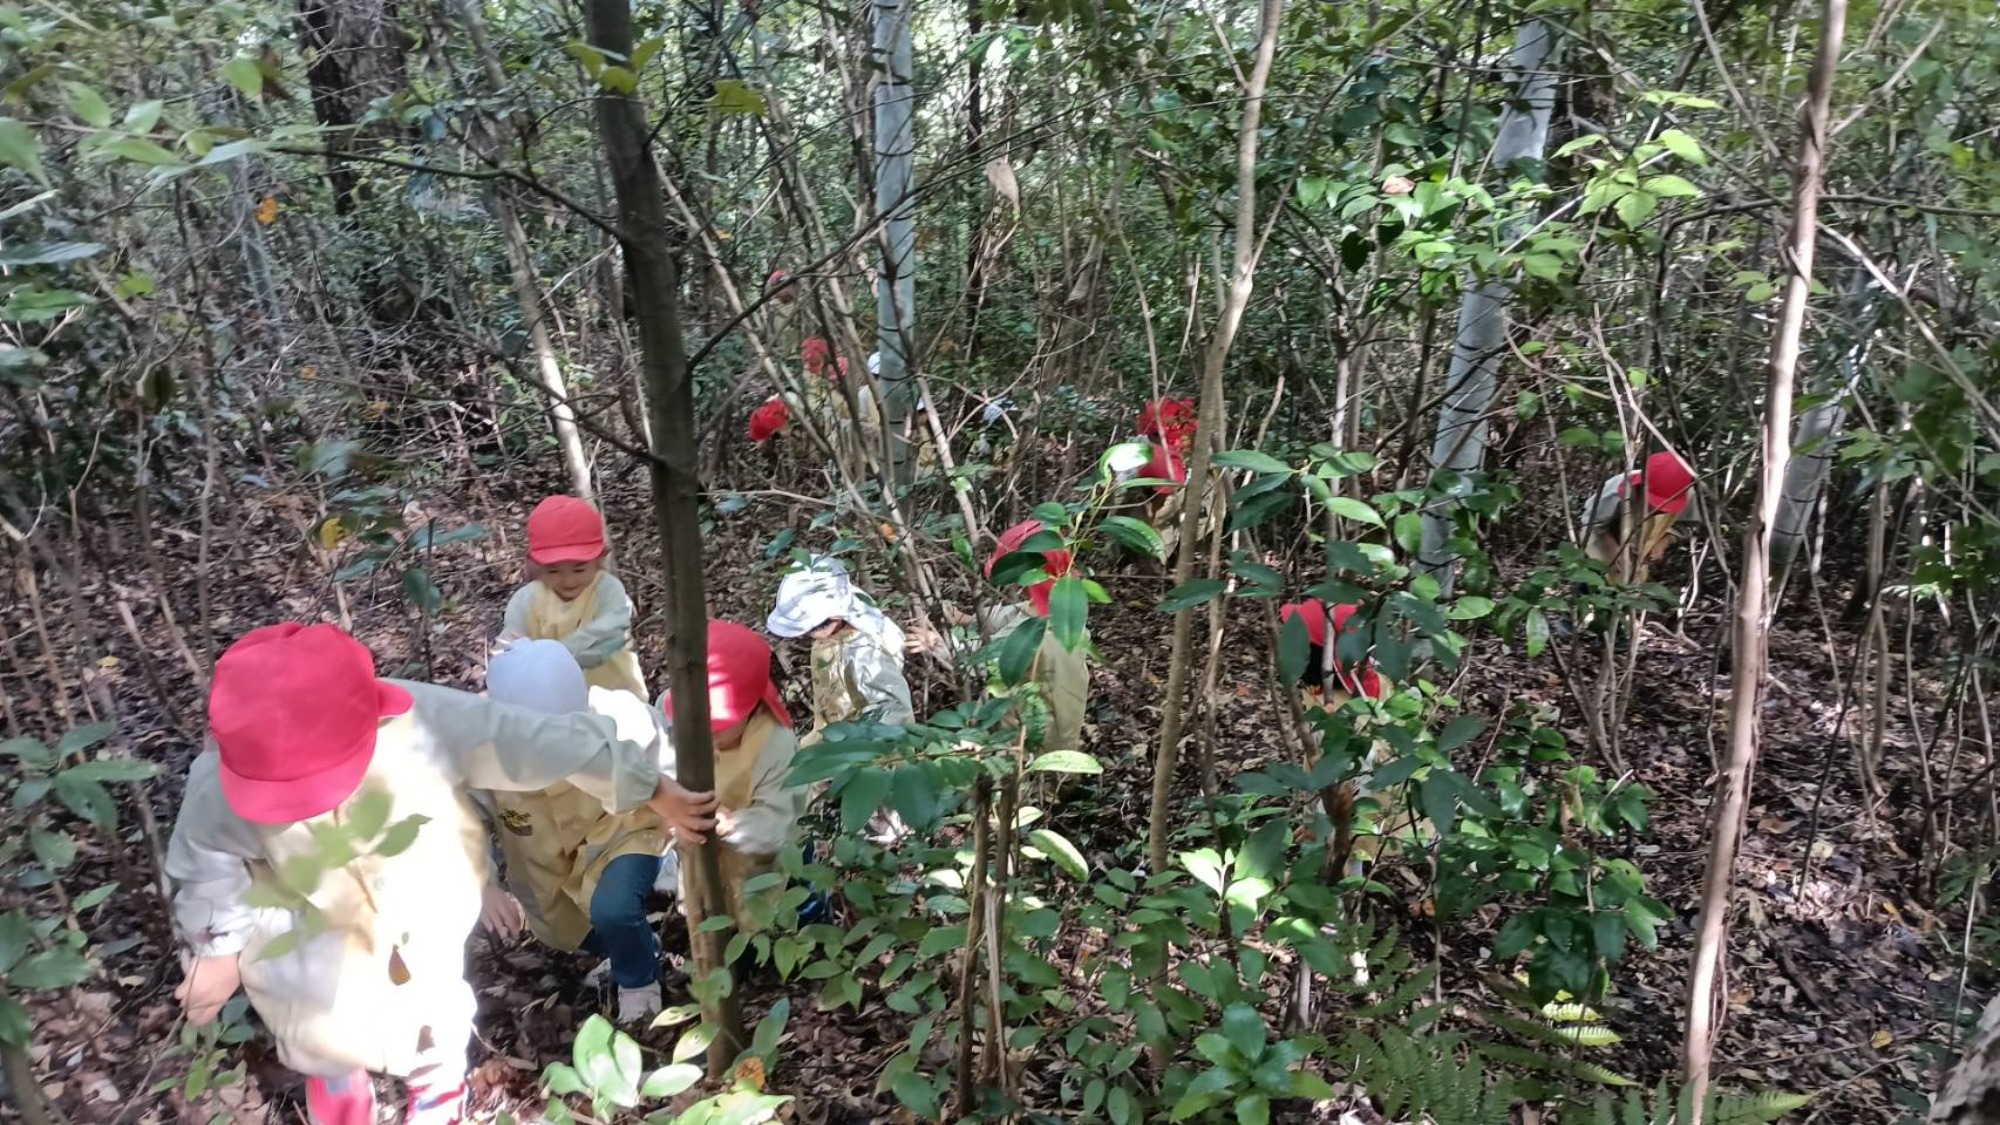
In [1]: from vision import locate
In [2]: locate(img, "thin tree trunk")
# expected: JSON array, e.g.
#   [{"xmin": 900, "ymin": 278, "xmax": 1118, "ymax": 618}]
[
  {"xmin": 1681, "ymin": 0, "xmax": 1846, "ymax": 1111},
  {"xmin": 496, "ymin": 197, "xmax": 596, "ymax": 500},
  {"xmin": 580, "ymin": 0, "xmax": 746, "ymax": 1073},
  {"xmin": 872, "ymin": 0, "xmax": 916, "ymax": 483},
  {"xmin": 1145, "ymin": 0, "xmax": 1284, "ymax": 875},
  {"xmin": 1932, "ymin": 994, "xmax": 2000, "ymax": 1124},
  {"xmin": 1416, "ymin": 19, "xmax": 1559, "ymax": 592}
]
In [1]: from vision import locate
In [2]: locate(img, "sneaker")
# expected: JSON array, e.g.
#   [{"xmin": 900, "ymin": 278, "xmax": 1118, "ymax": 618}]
[
  {"xmin": 617, "ymin": 982, "xmax": 664, "ymax": 1024},
  {"xmin": 304, "ymin": 1072, "xmax": 377, "ymax": 1125},
  {"xmin": 406, "ymin": 1080, "xmax": 466, "ymax": 1125}
]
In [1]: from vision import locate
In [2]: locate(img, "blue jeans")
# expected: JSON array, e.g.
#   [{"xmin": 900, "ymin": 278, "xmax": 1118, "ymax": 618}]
[{"xmin": 580, "ymin": 853, "xmax": 663, "ymax": 989}]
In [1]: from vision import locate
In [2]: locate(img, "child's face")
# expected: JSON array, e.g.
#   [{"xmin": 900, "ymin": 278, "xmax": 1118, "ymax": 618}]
[
  {"xmin": 809, "ymin": 618, "xmax": 845, "ymax": 641},
  {"xmin": 542, "ymin": 559, "xmax": 601, "ymax": 601},
  {"xmin": 713, "ymin": 717, "xmax": 750, "ymax": 752}
]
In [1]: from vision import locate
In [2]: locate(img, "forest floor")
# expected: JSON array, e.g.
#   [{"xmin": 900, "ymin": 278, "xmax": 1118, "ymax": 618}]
[{"xmin": 3, "ymin": 443, "xmax": 1983, "ymax": 1125}]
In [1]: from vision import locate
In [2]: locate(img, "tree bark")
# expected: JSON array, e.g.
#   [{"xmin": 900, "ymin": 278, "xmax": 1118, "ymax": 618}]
[
  {"xmin": 872, "ymin": 0, "xmax": 917, "ymax": 483},
  {"xmin": 1932, "ymin": 994, "xmax": 2000, "ymax": 1125},
  {"xmin": 1145, "ymin": 0, "xmax": 1284, "ymax": 875},
  {"xmin": 579, "ymin": 0, "xmax": 746, "ymax": 1074},
  {"xmin": 296, "ymin": 0, "xmax": 409, "ymax": 214},
  {"xmin": 1681, "ymin": 0, "xmax": 1846, "ymax": 1112},
  {"xmin": 1416, "ymin": 20, "xmax": 1559, "ymax": 592}
]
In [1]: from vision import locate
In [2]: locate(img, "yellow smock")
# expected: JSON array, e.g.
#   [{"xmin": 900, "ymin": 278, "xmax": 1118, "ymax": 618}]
[
  {"xmin": 503, "ymin": 572, "xmax": 649, "ymax": 699},
  {"xmin": 672, "ymin": 710, "xmax": 806, "ymax": 932},
  {"xmin": 805, "ymin": 625, "xmax": 915, "ymax": 746},
  {"xmin": 983, "ymin": 603, "xmax": 1090, "ymax": 755}
]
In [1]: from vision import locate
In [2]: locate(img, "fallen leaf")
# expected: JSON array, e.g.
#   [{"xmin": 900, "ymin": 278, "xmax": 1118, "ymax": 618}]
[{"xmin": 1871, "ymin": 1029, "xmax": 1893, "ymax": 1049}]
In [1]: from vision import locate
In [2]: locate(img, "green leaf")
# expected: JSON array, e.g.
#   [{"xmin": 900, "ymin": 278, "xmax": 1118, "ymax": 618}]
[
  {"xmin": 72, "ymin": 883, "xmax": 117, "ymax": 912},
  {"xmin": 1027, "ymin": 828, "xmax": 1087, "ymax": 879},
  {"xmin": 10, "ymin": 946, "xmax": 90, "ymax": 990},
  {"xmin": 1418, "ymin": 774, "xmax": 1459, "ymax": 839},
  {"xmin": 57, "ymin": 722, "xmax": 117, "ymax": 757},
  {"xmin": 52, "ymin": 774, "xmax": 117, "ymax": 829},
  {"xmin": 710, "ymin": 78, "xmax": 767, "ymax": 115},
  {"xmin": 1521, "ymin": 253, "xmax": 1563, "ymax": 282},
  {"xmin": 671, "ymin": 1022, "xmax": 714, "ymax": 1064},
  {"xmin": 222, "ymin": 57, "xmax": 264, "ymax": 98},
  {"xmin": 1048, "ymin": 575, "xmax": 1087, "ymax": 653},
  {"xmin": 347, "ymin": 790, "xmax": 393, "ymax": 841},
  {"xmin": 641, "ymin": 1063, "xmax": 701, "ymax": 1099},
  {"xmin": 0, "ymin": 241, "xmax": 106, "ymax": 268},
  {"xmin": 1221, "ymin": 1002, "xmax": 1267, "ymax": 1060},
  {"xmin": 0, "ymin": 994, "xmax": 28, "ymax": 1047},
  {"xmin": 918, "ymin": 925, "xmax": 965, "ymax": 958},
  {"xmin": 64, "ymin": 83, "xmax": 111, "ymax": 128},
  {"xmin": 30, "ymin": 829, "xmax": 76, "ymax": 871},
  {"xmin": 400, "ymin": 568, "xmax": 443, "ymax": 614},
  {"xmin": 1027, "ymin": 750, "xmax": 1101, "ymax": 775},
  {"xmin": 1236, "ymin": 1093, "xmax": 1271, "ymax": 1125},
  {"xmin": 1277, "ymin": 610, "xmax": 1311, "ymax": 687},
  {"xmin": 995, "ymin": 617, "xmax": 1046, "ymax": 686},
  {"xmin": 1525, "ymin": 608, "xmax": 1550, "ymax": 658},
  {"xmin": 1644, "ymin": 173, "xmax": 1700, "ymax": 198},
  {"xmin": 1436, "ymin": 715, "xmax": 1486, "ymax": 755},
  {"xmin": 0, "ymin": 119, "xmax": 48, "ymax": 184},
  {"xmin": 195, "ymin": 139, "xmax": 269, "ymax": 168},
  {"xmin": 1212, "ymin": 449, "xmax": 1291, "ymax": 474},
  {"xmin": 1099, "ymin": 515, "xmax": 1165, "ymax": 560},
  {"xmin": 572, "ymin": 1014, "xmax": 621, "ymax": 1099},
  {"xmin": 0, "ymin": 912, "xmax": 31, "ymax": 973},
  {"xmin": 1325, "ymin": 496, "xmax": 1385, "ymax": 528},
  {"xmin": 123, "ymin": 100, "xmax": 162, "ymax": 134},
  {"xmin": 60, "ymin": 759, "xmax": 158, "ymax": 783},
  {"xmin": 1656, "ymin": 129, "xmax": 1706, "ymax": 164},
  {"xmin": 598, "ymin": 65, "xmax": 638, "ymax": 94},
  {"xmin": 840, "ymin": 768, "xmax": 891, "ymax": 836},
  {"xmin": 1616, "ymin": 190, "xmax": 1658, "ymax": 228},
  {"xmin": 96, "ymin": 135, "xmax": 182, "ymax": 166},
  {"xmin": 1449, "ymin": 596, "xmax": 1496, "ymax": 621},
  {"xmin": 373, "ymin": 814, "xmax": 429, "ymax": 858},
  {"xmin": 1158, "ymin": 578, "xmax": 1227, "ymax": 613},
  {"xmin": 0, "ymin": 738, "xmax": 53, "ymax": 767}
]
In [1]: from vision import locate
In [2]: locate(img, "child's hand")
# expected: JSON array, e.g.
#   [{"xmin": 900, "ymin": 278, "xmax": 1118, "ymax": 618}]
[
  {"xmin": 714, "ymin": 808, "xmax": 739, "ymax": 838},
  {"xmin": 905, "ymin": 626, "xmax": 944, "ymax": 656},
  {"xmin": 649, "ymin": 776, "xmax": 718, "ymax": 842},
  {"xmin": 480, "ymin": 883, "xmax": 526, "ymax": 939},
  {"xmin": 174, "ymin": 953, "xmax": 243, "ymax": 1025},
  {"xmin": 942, "ymin": 605, "xmax": 974, "ymax": 627}
]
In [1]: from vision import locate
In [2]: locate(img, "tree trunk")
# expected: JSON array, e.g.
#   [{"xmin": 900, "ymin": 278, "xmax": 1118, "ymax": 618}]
[
  {"xmin": 580, "ymin": 0, "xmax": 747, "ymax": 1074},
  {"xmin": 1416, "ymin": 19, "xmax": 1559, "ymax": 592},
  {"xmin": 1681, "ymin": 0, "xmax": 1846, "ymax": 1112},
  {"xmin": 1145, "ymin": 0, "xmax": 1284, "ymax": 876},
  {"xmin": 1773, "ymin": 267, "xmax": 1881, "ymax": 572},
  {"xmin": 872, "ymin": 0, "xmax": 916, "ymax": 483},
  {"xmin": 296, "ymin": 0, "xmax": 409, "ymax": 214},
  {"xmin": 1932, "ymin": 994, "xmax": 2000, "ymax": 1124}
]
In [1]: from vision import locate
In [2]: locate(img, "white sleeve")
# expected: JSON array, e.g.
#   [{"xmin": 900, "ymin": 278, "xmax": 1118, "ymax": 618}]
[
  {"xmin": 502, "ymin": 584, "xmax": 534, "ymax": 638},
  {"xmin": 399, "ymin": 681, "xmax": 661, "ymax": 815},
  {"xmin": 722, "ymin": 729, "xmax": 806, "ymax": 857},
  {"xmin": 1579, "ymin": 473, "xmax": 1626, "ymax": 531},
  {"xmin": 852, "ymin": 639, "xmax": 915, "ymax": 726},
  {"xmin": 164, "ymin": 752, "xmax": 264, "ymax": 958},
  {"xmin": 563, "ymin": 576, "xmax": 636, "ymax": 669}
]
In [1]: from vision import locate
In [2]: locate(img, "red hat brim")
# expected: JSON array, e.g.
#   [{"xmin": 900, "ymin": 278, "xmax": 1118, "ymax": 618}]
[
  {"xmin": 217, "ymin": 681, "xmax": 413, "ymax": 824},
  {"xmin": 529, "ymin": 542, "xmax": 608, "ymax": 566}
]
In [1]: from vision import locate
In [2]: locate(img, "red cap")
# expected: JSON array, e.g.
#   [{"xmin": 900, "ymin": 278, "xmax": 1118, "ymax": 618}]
[
  {"xmin": 526, "ymin": 496, "xmax": 607, "ymax": 566},
  {"xmin": 801, "ymin": 337, "xmax": 847, "ymax": 381},
  {"xmin": 988, "ymin": 518, "xmax": 1074, "ymax": 618},
  {"xmin": 748, "ymin": 397, "xmax": 790, "ymax": 443},
  {"xmin": 1144, "ymin": 442, "xmax": 1186, "ymax": 496},
  {"xmin": 1278, "ymin": 600, "xmax": 1384, "ymax": 699},
  {"xmin": 1139, "ymin": 397, "xmax": 1198, "ymax": 452},
  {"xmin": 208, "ymin": 624, "xmax": 414, "ymax": 825},
  {"xmin": 1633, "ymin": 451, "xmax": 1696, "ymax": 515},
  {"xmin": 659, "ymin": 620, "xmax": 792, "ymax": 732}
]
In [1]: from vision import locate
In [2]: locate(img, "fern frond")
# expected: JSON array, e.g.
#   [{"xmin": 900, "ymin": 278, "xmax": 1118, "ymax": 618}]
[
  {"xmin": 1486, "ymin": 1010, "xmax": 1623, "ymax": 1049},
  {"xmin": 1479, "ymin": 1042, "xmax": 1638, "ymax": 1088},
  {"xmin": 1712, "ymin": 1090, "xmax": 1813, "ymax": 1123}
]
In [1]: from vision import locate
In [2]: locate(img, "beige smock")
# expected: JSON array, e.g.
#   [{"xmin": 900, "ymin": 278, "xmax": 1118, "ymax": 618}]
[
  {"xmin": 503, "ymin": 573, "xmax": 649, "ymax": 699},
  {"xmin": 164, "ymin": 682, "xmax": 665, "ymax": 1079},
  {"xmin": 805, "ymin": 625, "xmax": 915, "ymax": 746},
  {"xmin": 485, "ymin": 686, "xmax": 668, "ymax": 951},
  {"xmin": 982, "ymin": 603, "xmax": 1089, "ymax": 755},
  {"xmin": 672, "ymin": 711, "xmax": 807, "ymax": 932}
]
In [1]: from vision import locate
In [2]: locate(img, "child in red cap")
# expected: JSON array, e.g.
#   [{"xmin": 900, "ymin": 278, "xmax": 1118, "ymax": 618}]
[
  {"xmin": 501, "ymin": 496, "xmax": 648, "ymax": 699},
  {"xmin": 166, "ymin": 623, "xmax": 715, "ymax": 1125},
  {"xmin": 1579, "ymin": 451, "xmax": 1699, "ymax": 583},
  {"xmin": 657, "ymin": 621, "xmax": 807, "ymax": 931},
  {"xmin": 1278, "ymin": 599, "xmax": 1386, "ymax": 709}
]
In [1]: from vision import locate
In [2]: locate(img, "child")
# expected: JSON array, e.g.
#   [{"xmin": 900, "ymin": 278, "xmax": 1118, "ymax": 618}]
[
  {"xmin": 659, "ymin": 621, "xmax": 809, "ymax": 932},
  {"xmin": 1579, "ymin": 451, "xmax": 1698, "ymax": 584},
  {"xmin": 502, "ymin": 496, "xmax": 648, "ymax": 699},
  {"xmin": 1278, "ymin": 599, "xmax": 1386, "ymax": 710},
  {"xmin": 747, "ymin": 395, "xmax": 792, "ymax": 444},
  {"xmin": 974, "ymin": 519, "xmax": 1091, "ymax": 755},
  {"xmin": 166, "ymin": 623, "xmax": 714, "ymax": 1125},
  {"xmin": 479, "ymin": 641, "xmax": 675, "ymax": 1023},
  {"xmin": 765, "ymin": 557, "xmax": 915, "ymax": 745}
]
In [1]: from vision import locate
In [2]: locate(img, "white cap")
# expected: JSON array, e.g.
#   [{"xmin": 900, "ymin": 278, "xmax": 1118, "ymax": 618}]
[{"xmin": 486, "ymin": 638, "xmax": 588, "ymax": 715}]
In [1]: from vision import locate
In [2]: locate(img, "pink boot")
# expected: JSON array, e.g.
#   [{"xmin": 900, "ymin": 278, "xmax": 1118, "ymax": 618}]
[{"xmin": 305, "ymin": 1071, "xmax": 377, "ymax": 1125}]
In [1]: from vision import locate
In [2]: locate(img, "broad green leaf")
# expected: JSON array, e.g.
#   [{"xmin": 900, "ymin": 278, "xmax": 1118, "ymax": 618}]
[
  {"xmin": 1180, "ymin": 848, "xmax": 1226, "ymax": 894},
  {"xmin": 1098, "ymin": 515, "xmax": 1164, "ymax": 560},
  {"xmin": 30, "ymin": 829, "xmax": 76, "ymax": 870},
  {"xmin": 0, "ymin": 737, "xmax": 53, "ymax": 767},
  {"xmin": 1522, "ymin": 253, "xmax": 1563, "ymax": 281},
  {"xmin": 0, "ymin": 911, "xmax": 31, "ymax": 973},
  {"xmin": 60, "ymin": 759, "xmax": 158, "ymax": 783},
  {"xmin": 10, "ymin": 946, "xmax": 90, "ymax": 990},
  {"xmin": 1158, "ymin": 578, "xmax": 1227, "ymax": 613},
  {"xmin": 400, "ymin": 568, "xmax": 443, "ymax": 614},
  {"xmin": 123, "ymin": 100, "xmax": 162, "ymax": 133},
  {"xmin": 1048, "ymin": 575, "xmax": 1087, "ymax": 652},
  {"xmin": 1236, "ymin": 1093, "xmax": 1271, "ymax": 1125},
  {"xmin": 222, "ymin": 57, "xmax": 264, "ymax": 98},
  {"xmin": 58, "ymin": 722, "xmax": 118, "ymax": 757},
  {"xmin": 1449, "ymin": 595, "xmax": 1496, "ymax": 620},
  {"xmin": 72, "ymin": 882, "xmax": 117, "ymax": 912},
  {"xmin": 1657, "ymin": 128, "xmax": 1706, "ymax": 164},
  {"xmin": 196, "ymin": 139, "xmax": 269, "ymax": 167},
  {"xmin": 1644, "ymin": 173, "xmax": 1700, "ymax": 198},
  {"xmin": 0, "ymin": 241, "xmax": 106, "ymax": 268},
  {"xmin": 346, "ymin": 789, "xmax": 393, "ymax": 841},
  {"xmin": 1325, "ymin": 496, "xmax": 1385, "ymax": 528},
  {"xmin": 1277, "ymin": 610, "xmax": 1311, "ymax": 687},
  {"xmin": 1212, "ymin": 449, "xmax": 1291, "ymax": 474},
  {"xmin": 641, "ymin": 1063, "xmax": 700, "ymax": 1099},
  {"xmin": 671, "ymin": 1022, "xmax": 714, "ymax": 1064},
  {"xmin": 1616, "ymin": 190, "xmax": 1658, "ymax": 227},
  {"xmin": 572, "ymin": 1014, "xmax": 623, "ymax": 1099},
  {"xmin": 710, "ymin": 78, "xmax": 767, "ymax": 115},
  {"xmin": 918, "ymin": 924, "xmax": 965, "ymax": 958},
  {"xmin": 839, "ymin": 768, "xmax": 891, "ymax": 836},
  {"xmin": 995, "ymin": 617, "xmax": 1046, "ymax": 686},
  {"xmin": 52, "ymin": 774, "xmax": 116, "ymax": 829},
  {"xmin": 1026, "ymin": 828, "xmax": 1087, "ymax": 879},
  {"xmin": 1221, "ymin": 1002, "xmax": 1267, "ymax": 1059},
  {"xmin": 0, "ymin": 994, "xmax": 27, "ymax": 1046},
  {"xmin": 1525, "ymin": 607, "xmax": 1550, "ymax": 658},
  {"xmin": 0, "ymin": 119, "xmax": 48, "ymax": 184},
  {"xmin": 96, "ymin": 135, "xmax": 182, "ymax": 166},
  {"xmin": 373, "ymin": 814, "xmax": 429, "ymax": 857},
  {"xmin": 1027, "ymin": 750, "xmax": 1101, "ymax": 775},
  {"xmin": 64, "ymin": 83, "xmax": 111, "ymax": 128},
  {"xmin": 598, "ymin": 65, "xmax": 638, "ymax": 94}
]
